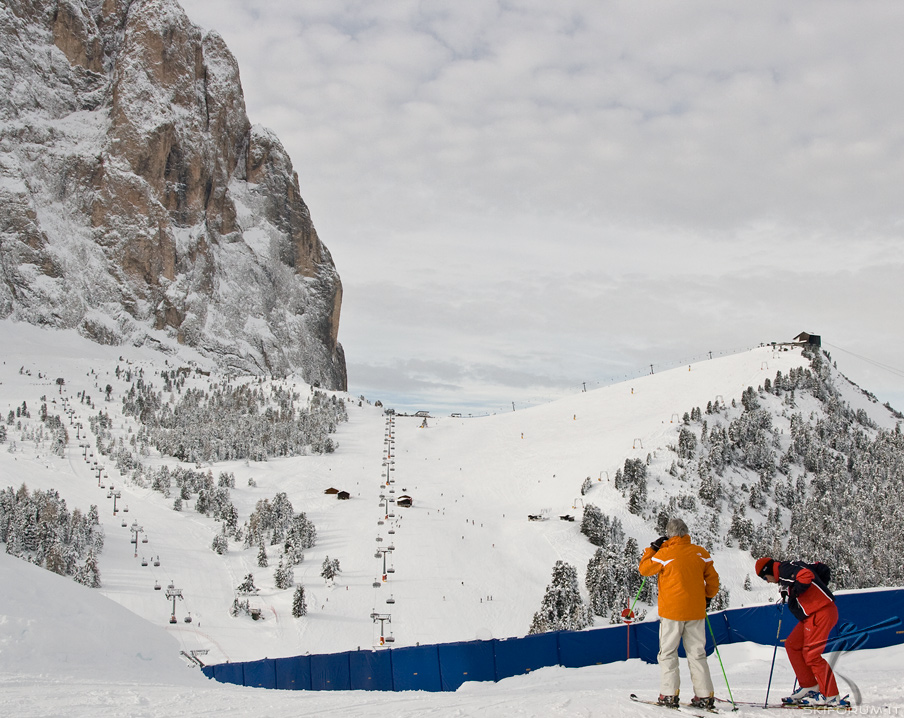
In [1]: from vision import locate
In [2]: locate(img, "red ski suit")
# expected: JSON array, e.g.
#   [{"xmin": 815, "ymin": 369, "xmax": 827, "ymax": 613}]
[{"xmin": 774, "ymin": 560, "xmax": 839, "ymax": 697}]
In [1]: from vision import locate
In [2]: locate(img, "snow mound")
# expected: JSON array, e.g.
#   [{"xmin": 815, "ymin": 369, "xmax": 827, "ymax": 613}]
[{"xmin": 0, "ymin": 552, "xmax": 203, "ymax": 686}]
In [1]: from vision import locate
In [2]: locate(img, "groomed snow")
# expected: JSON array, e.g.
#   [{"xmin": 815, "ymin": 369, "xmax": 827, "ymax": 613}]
[{"xmin": 1, "ymin": 318, "xmax": 902, "ymax": 716}]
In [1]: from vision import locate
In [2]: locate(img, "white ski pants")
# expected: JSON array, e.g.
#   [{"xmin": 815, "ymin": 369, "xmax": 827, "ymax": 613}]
[{"xmin": 658, "ymin": 617, "xmax": 714, "ymax": 698}]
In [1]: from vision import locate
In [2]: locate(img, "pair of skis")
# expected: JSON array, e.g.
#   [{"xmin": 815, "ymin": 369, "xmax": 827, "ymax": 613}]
[
  {"xmin": 629, "ymin": 694, "xmax": 852, "ymax": 714},
  {"xmin": 629, "ymin": 693, "xmax": 720, "ymax": 717}
]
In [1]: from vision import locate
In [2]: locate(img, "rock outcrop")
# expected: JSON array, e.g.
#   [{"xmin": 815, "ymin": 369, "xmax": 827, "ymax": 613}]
[{"xmin": 0, "ymin": 0, "xmax": 346, "ymax": 389}]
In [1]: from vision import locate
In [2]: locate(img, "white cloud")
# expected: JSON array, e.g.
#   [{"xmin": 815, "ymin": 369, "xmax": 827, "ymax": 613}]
[{"xmin": 179, "ymin": 0, "xmax": 904, "ymax": 412}]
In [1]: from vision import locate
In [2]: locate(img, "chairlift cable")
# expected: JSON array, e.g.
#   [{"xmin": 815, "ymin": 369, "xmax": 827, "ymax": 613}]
[{"xmin": 824, "ymin": 342, "xmax": 904, "ymax": 379}]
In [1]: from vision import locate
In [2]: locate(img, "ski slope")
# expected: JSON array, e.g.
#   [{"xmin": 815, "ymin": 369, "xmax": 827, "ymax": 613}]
[
  {"xmin": 2, "ymin": 550, "xmax": 903, "ymax": 717},
  {"xmin": 1, "ymin": 318, "xmax": 902, "ymax": 716}
]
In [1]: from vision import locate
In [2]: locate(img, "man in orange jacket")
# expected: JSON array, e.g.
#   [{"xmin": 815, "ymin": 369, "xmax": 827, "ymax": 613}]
[{"xmin": 639, "ymin": 518, "xmax": 720, "ymax": 709}]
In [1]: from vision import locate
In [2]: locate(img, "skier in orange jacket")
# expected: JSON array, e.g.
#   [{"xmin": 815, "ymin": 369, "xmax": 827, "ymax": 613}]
[{"xmin": 639, "ymin": 518, "xmax": 720, "ymax": 709}]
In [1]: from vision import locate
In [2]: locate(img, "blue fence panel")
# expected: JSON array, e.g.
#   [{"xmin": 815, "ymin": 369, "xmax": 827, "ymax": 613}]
[
  {"xmin": 201, "ymin": 588, "xmax": 904, "ymax": 693},
  {"xmin": 212, "ymin": 662, "xmax": 245, "ymax": 686},
  {"xmin": 706, "ymin": 611, "xmax": 732, "ymax": 648},
  {"xmin": 494, "ymin": 631, "xmax": 559, "ymax": 680},
  {"xmin": 243, "ymin": 658, "xmax": 277, "ymax": 689},
  {"xmin": 724, "ymin": 604, "xmax": 788, "ymax": 646},
  {"xmin": 559, "ymin": 625, "xmax": 632, "ymax": 667},
  {"xmin": 350, "ymin": 649, "xmax": 394, "ymax": 691},
  {"xmin": 633, "ymin": 620, "xmax": 660, "ymax": 664},
  {"xmin": 274, "ymin": 655, "xmax": 312, "ymax": 691},
  {"xmin": 311, "ymin": 651, "xmax": 352, "ymax": 690},
  {"xmin": 392, "ymin": 644, "xmax": 442, "ymax": 691},
  {"xmin": 438, "ymin": 640, "xmax": 497, "ymax": 691},
  {"xmin": 832, "ymin": 589, "xmax": 904, "ymax": 651}
]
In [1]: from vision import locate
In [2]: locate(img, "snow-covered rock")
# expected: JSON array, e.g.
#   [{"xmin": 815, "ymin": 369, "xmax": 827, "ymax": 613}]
[{"xmin": 0, "ymin": 0, "xmax": 346, "ymax": 389}]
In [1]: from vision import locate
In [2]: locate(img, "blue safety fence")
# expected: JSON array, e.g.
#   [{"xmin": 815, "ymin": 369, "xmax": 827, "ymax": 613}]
[{"xmin": 200, "ymin": 587, "xmax": 904, "ymax": 692}]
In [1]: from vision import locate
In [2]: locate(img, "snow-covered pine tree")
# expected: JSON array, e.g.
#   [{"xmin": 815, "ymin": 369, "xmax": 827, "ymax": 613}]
[
  {"xmin": 677, "ymin": 426, "xmax": 697, "ymax": 459},
  {"xmin": 236, "ymin": 573, "xmax": 258, "ymax": 595},
  {"xmin": 257, "ymin": 543, "xmax": 268, "ymax": 567},
  {"xmin": 529, "ymin": 560, "xmax": 591, "ymax": 634},
  {"xmin": 74, "ymin": 551, "xmax": 101, "ymax": 588},
  {"xmin": 292, "ymin": 585, "xmax": 307, "ymax": 617},
  {"xmin": 211, "ymin": 533, "xmax": 228, "ymax": 554},
  {"xmin": 321, "ymin": 555, "xmax": 340, "ymax": 582},
  {"xmin": 274, "ymin": 556, "xmax": 294, "ymax": 590}
]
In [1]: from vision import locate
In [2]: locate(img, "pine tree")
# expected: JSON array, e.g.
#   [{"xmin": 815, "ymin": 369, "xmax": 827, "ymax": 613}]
[
  {"xmin": 274, "ymin": 557, "xmax": 294, "ymax": 590},
  {"xmin": 74, "ymin": 551, "xmax": 101, "ymax": 588},
  {"xmin": 580, "ymin": 504, "xmax": 609, "ymax": 546},
  {"xmin": 529, "ymin": 561, "xmax": 590, "ymax": 634},
  {"xmin": 321, "ymin": 555, "xmax": 340, "ymax": 582},
  {"xmin": 257, "ymin": 543, "xmax": 268, "ymax": 567},
  {"xmin": 236, "ymin": 573, "xmax": 258, "ymax": 595},
  {"xmin": 211, "ymin": 533, "xmax": 228, "ymax": 554},
  {"xmin": 677, "ymin": 426, "xmax": 697, "ymax": 459},
  {"xmin": 44, "ymin": 542, "xmax": 66, "ymax": 575},
  {"xmin": 292, "ymin": 585, "xmax": 307, "ymax": 617}
]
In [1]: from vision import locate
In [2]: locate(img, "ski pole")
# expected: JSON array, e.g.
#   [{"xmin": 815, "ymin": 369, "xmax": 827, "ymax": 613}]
[
  {"xmin": 624, "ymin": 578, "xmax": 647, "ymax": 660},
  {"xmin": 705, "ymin": 613, "xmax": 737, "ymax": 711},
  {"xmin": 630, "ymin": 577, "xmax": 647, "ymax": 615},
  {"xmin": 763, "ymin": 598, "xmax": 785, "ymax": 708}
]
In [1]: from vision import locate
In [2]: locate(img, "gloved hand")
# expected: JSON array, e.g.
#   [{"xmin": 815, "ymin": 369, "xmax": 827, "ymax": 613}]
[
  {"xmin": 706, "ymin": 597, "xmax": 712, "ymax": 609},
  {"xmin": 780, "ymin": 588, "xmax": 789, "ymax": 604},
  {"xmin": 650, "ymin": 536, "xmax": 668, "ymax": 551}
]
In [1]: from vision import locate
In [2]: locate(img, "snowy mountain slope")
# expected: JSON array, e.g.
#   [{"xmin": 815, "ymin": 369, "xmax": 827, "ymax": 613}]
[
  {"xmin": 2, "ymin": 319, "xmax": 904, "ymax": 716},
  {"xmin": 1, "ymin": 319, "xmax": 901, "ymax": 668},
  {"xmin": 0, "ymin": 0, "xmax": 346, "ymax": 388},
  {"xmin": 0, "ymin": 550, "xmax": 201, "ymax": 686}
]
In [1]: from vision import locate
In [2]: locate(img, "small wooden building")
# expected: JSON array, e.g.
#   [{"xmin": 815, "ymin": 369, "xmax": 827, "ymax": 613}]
[
  {"xmin": 793, "ymin": 332, "xmax": 822, "ymax": 347},
  {"xmin": 397, "ymin": 495, "xmax": 413, "ymax": 508},
  {"xmin": 337, "ymin": 491, "xmax": 351, "ymax": 500},
  {"xmin": 324, "ymin": 487, "xmax": 340, "ymax": 495}
]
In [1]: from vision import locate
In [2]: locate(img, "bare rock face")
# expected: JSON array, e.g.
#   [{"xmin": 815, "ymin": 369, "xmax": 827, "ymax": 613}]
[{"xmin": 0, "ymin": 0, "xmax": 346, "ymax": 389}]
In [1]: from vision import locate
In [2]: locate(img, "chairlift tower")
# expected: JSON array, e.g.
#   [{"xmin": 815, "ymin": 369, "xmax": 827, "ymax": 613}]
[
  {"xmin": 165, "ymin": 583, "xmax": 183, "ymax": 624},
  {"xmin": 376, "ymin": 547, "xmax": 393, "ymax": 581},
  {"xmin": 370, "ymin": 612, "xmax": 393, "ymax": 645},
  {"xmin": 108, "ymin": 489, "xmax": 122, "ymax": 515},
  {"xmin": 130, "ymin": 521, "xmax": 144, "ymax": 557}
]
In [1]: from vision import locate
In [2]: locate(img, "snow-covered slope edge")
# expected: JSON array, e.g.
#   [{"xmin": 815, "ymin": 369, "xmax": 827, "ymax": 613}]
[{"xmin": 0, "ymin": 551, "xmax": 203, "ymax": 685}]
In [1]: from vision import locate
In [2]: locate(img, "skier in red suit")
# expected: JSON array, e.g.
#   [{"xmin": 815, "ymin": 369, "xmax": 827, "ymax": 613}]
[{"xmin": 755, "ymin": 557, "xmax": 849, "ymax": 708}]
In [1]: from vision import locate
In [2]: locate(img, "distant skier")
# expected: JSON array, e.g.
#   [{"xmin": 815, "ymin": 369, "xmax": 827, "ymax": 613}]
[
  {"xmin": 639, "ymin": 518, "xmax": 720, "ymax": 709},
  {"xmin": 755, "ymin": 557, "xmax": 849, "ymax": 708}
]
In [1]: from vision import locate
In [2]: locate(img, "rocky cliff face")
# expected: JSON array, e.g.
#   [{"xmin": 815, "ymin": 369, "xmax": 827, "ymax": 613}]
[{"xmin": 0, "ymin": 0, "xmax": 346, "ymax": 389}]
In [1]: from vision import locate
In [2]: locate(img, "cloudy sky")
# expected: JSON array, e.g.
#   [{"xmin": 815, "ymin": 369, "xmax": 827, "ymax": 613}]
[{"xmin": 178, "ymin": 0, "xmax": 904, "ymax": 414}]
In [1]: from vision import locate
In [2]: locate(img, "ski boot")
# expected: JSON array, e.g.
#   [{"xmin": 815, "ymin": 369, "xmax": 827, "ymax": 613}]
[
  {"xmin": 690, "ymin": 695, "xmax": 715, "ymax": 710},
  {"xmin": 782, "ymin": 685, "xmax": 820, "ymax": 705},
  {"xmin": 657, "ymin": 694, "xmax": 680, "ymax": 708}
]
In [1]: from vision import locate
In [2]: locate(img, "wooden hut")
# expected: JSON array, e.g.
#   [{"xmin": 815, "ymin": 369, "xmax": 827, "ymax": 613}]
[{"xmin": 793, "ymin": 332, "xmax": 822, "ymax": 347}]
